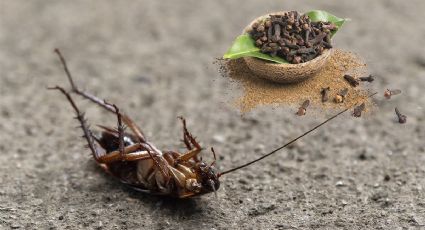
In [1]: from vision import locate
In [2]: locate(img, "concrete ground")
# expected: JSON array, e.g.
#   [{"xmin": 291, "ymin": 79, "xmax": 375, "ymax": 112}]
[{"xmin": 0, "ymin": 0, "xmax": 424, "ymax": 229}]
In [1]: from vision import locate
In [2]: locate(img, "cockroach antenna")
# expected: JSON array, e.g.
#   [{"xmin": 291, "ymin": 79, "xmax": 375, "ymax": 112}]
[
  {"xmin": 217, "ymin": 108, "xmax": 348, "ymax": 176},
  {"xmin": 218, "ymin": 92, "xmax": 377, "ymax": 177}
]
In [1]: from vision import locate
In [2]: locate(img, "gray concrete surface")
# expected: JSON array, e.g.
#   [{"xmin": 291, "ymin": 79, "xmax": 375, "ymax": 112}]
[{"xmin": 0, "ymin": 1, "xmax": 424, "ymax": 229}]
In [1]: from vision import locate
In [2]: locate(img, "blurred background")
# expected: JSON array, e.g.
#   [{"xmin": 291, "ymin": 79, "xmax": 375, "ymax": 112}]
[{"xmin": 0, "ymin": 1, "xmax": 424, "ymax": 229}]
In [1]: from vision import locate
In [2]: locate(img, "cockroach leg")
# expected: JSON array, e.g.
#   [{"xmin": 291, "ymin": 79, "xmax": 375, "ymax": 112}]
[
  {"xmin": 76, "ymin": 88, "xmax": 145, "ymax": 143},
  {"xmin": 146, "ymin": 148, "xmax": 169, "ymax": 178},
  {"xmin": 178, "ymin": 116, "xmax": 201, "ymax": 162},
  {"xmin": 48, "ymin": 86, "xmax": 102, "ymax": 160},
  {"xmin": 104, "ymin": 102, "xmax": 125, "ymax": 159},
  {"xmin": 178, "ymin": 116, "xmax": 201, "ymax": 149},
  {"xmin": 176, "ymin": 148, "xmax": 202, "ymax": 164},
  {"xmin": 179, "ymin": 117, "xmax": 193, "ymax": 151},
  {"xmin": 114, "ymin": 105, "xmax": 125, "ymax": 159},
  {"xmin": 54, "ymin": 49, "xmax": 147, "ymax": 143},
  {"xmin": 97, "ymin": 147, "xmax": 151, "ymax": 164},
  {"xmin": 210, "ymin": 147, "xmax": 217, "ymax": 166}
]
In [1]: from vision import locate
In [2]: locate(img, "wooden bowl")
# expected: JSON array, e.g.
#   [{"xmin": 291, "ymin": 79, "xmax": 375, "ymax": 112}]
[{"xmin": 242, "ymin": 12, "xmax": 332, "ymax": 84}]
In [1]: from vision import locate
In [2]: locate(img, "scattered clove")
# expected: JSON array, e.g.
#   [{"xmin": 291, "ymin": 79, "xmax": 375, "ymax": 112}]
[
  {"xmin": 359, "ymin": 74, "xmax": 375, "ymax": 82},
  {"xmin": 250, "ymin": 11, "xmax": 337, "ymax": 64},
  {"xmin": 343, "ymin": 74, "xmax": 359, "ymax": 87},
  {"xmin": 320, "ymin": 87, "xmax": 330, "ymax": 102},
  {"xmin": 384, "ymin": 89, "xmax": 401, "ymax": 99},
  {"xmin": 353, "ymin": 102, "xmax": 365, "ymax": 117},
  {"xmin": 334, "ymin": 88, "xmax": 348, "ymax": 103},
  {"xmin": 395, "ymin": 107, "xmax": 407, "ymax": 124},
  {"xmin": 296, "ymin": 100, "xmax": 310, "ymax": 116}
]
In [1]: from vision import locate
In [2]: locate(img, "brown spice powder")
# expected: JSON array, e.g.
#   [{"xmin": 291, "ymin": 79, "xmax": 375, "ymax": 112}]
[{"xmin": 223, "ymin": 49, "xmax": 373, "ymax": 113}]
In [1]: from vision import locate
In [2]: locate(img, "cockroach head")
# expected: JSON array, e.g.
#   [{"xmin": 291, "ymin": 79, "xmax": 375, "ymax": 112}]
[{"xmin": 196, "ymin": 162, "xmax": 220, "ymax": 194}]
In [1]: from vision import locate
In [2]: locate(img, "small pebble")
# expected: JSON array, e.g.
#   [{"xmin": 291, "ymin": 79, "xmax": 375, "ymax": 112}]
[
  {"xmin": 384, "ymin": 175, "xmax": 391, "ymax": 181},
  {"xmin": 212, "ymin": 134, "xmax": 225, "ymax": 143},
  {"xmin": 336, "ymin": 181, "xmax": 345, "ymax": 187},
  {"xmin": 11, "ymin": 224, "xmax": 21, "ymax": 229}
]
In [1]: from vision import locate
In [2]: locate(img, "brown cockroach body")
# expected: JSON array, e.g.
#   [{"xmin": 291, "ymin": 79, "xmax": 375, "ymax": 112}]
[{"xmin": 50, "ymin": 49, "xmax": 368, "ymax": 198}]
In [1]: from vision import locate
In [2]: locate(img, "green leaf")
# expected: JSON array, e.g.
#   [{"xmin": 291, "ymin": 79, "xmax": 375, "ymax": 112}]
[
  {"xmin": 305, "ymin": 10, "xmax": 346, "ymax": 36},
  {"xmin": 223, "ymin": 35, "xmax": 288, "ymax": 63},
  {"xmin": 223, "ymin": 10, "xmax": 347, "ymax": 63}
]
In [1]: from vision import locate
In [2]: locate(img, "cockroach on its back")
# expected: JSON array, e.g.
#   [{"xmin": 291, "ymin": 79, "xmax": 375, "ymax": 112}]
[{"xmin": 50, "ymin": 49, "xmax": 369, "ymax": 198}]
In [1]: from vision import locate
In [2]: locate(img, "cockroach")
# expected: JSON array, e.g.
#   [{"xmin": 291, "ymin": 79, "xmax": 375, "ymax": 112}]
[
  {"xmin": 296, "ymin": 100, "xmax": 310, "ymax": 116},
  {"xmin": 353, "ymin": 102, "xmax": 366, "ymax": 118},
  {"xmin": 335, "ymin": 88, "xmax": 349, "ymax": 103},
  {"xmin": 343, "ymin": 74, "xmax": 359, "ymax": 87},
  {"xmin": 50, "ymin": 49, "xmax": 365, "ymax": 198},
  {"xmin": 384, "ymin": 89, "xmax": 401, "ymax": 99}
]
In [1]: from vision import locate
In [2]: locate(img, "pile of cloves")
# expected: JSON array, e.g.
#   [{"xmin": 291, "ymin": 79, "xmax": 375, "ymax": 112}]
[{"xmin": 249, "ymin": 11, "xmax": 337, "ymax": 64}]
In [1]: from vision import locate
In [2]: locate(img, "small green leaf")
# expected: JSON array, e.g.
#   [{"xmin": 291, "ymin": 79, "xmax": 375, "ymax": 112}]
[
  {"xmin": 305, "ymin": 10, "xmax": 346, "ymax": 36},
  {"xmin": 223, "ymin": 35, "xmax": 288, "ymax": 63},
  {"xmin": 223, "ymin": 10, "xmax": 346, "ymax": 63}
]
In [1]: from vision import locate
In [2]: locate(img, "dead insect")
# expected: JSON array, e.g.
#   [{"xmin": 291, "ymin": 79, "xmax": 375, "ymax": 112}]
[
  {"xmin": 335, "ymin": 88, "xmax": 349, "ymax": 103},
  {"xmin": 384, "ymin": 89, "xmax": 401, "ymax": 99},
  {"xmin": 50, "ymin": 49, "xmax": 358, "ymax": 198},
  {"xmin": 359, "ymin": 74, "xmax": 375, "ymax": 82},
  {"xmin": 296, "ymin": 100, "xmax": 310, "ymax": 116},
  {"xmin": 353, "ymin": 102, "xmax": 365, "ymax": 118},
  {"xmin": 395, "ymin": 107, "xmax": 407, "ymax": 124},
  {"xmin": 343, "ymin": 74, "xmax": 359, "ymax": 87},
  {"xmin": 320, "ymin": 87, "xmax": 330, "ymax": 102}
]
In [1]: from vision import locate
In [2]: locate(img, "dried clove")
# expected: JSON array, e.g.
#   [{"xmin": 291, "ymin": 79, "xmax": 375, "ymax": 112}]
[
  {"xmin": 250, "ymin": 11, "xmax": 337, "ymax": 64},
  {"xmin": 384, "ymin": 89, "xmax": 401, "ymax": 99},
  {"xmin": 335, "ymin": 88, "xmax": 348, "ymax": 103},
  {"xmin": 297, "ymin": 47, "xmax": 315, "ymax": 54},
  {"xmin": 353, "ymin": 102, "xmax": 365, "ymax": 118},
  {"xmin": 359, "ymin": 74, "xmax": 375, "ymax": 82},
  {"xmin": 320, "ymin": 87, "xmax": 330, "ymax": 102},
  {"xmin": 273, "ymin": 24, "xmax": 281, "ymax": 41},
  {"xmin": 395, "ymin": 107, "xmax": 407, "ymax": 124},
  {"xmin": 321, "ymin": 41, "xmax": 332, "ymax": 49},
  {"xmin": 296, "ymin": 100, "xmax": 310, "ymax": 116},
  {"xmin": 343, "ymin": 75, "xmax": 359, "ymax": 87}
]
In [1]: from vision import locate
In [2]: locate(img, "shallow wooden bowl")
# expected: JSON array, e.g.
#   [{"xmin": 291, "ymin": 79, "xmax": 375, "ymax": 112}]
[{"xmin": 242, "ymin": 11, "xmax": 332, "ymax": 84}]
